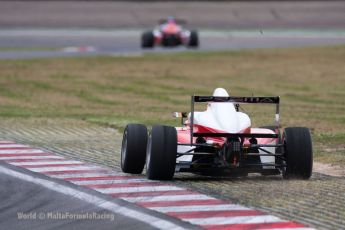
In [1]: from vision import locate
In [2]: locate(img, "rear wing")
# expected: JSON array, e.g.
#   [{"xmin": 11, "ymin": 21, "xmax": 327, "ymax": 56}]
[
  {"xmin": 190, "ymin": 96, "xmax": 280, "ymax": 144},
  {"xmin": 193, "ymin": 96, "xmax": 279, "ymax": 104}
]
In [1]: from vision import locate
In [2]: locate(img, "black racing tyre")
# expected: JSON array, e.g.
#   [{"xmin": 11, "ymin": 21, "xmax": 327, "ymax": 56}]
[
  {"xmin": 188, "ymin": 30, "xmax": 199, "ymax": 48},
  {"xmin": 146, "ymin": 125, "xmax": 177, "ymax": 180},
  {"xmin": 283, "ymin": 127, "xmax": 313, "ymax": 179},
  {"xmin": 141, "ymin": 31, "xmax": 154, "ymax": 48},
  {"xmin": 121, "ymin": 124, "xmax": 148, "ymax": 174}
]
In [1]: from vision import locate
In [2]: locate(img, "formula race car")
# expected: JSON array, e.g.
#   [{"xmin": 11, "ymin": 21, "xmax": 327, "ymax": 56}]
[
  {"xmin": 141, "ymin": 16, "xmax": 199, "ymax": 48},
  {"xmin": 121, "ymin": 88, "xmax": 313, "ymax": 180}
]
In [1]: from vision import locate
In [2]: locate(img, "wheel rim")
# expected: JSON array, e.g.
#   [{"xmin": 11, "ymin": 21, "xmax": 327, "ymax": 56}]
[{"xmin": 121, "ymin": 130, "xmax": 127, "ymax": 168}]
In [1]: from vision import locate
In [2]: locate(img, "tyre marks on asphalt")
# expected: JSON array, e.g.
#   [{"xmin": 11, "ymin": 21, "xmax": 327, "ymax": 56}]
[{"xmin": 0, "ymin": 141, "xmax": 314, "ymax": 230}]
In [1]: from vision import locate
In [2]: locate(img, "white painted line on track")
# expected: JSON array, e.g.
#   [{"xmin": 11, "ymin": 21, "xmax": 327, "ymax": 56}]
[
  {"xmin": 0, "ymin": 144, "xmax": 29, "ymax": 148},
  {"xmin": 28, "ymin": 165, "xmax": 103, "ymax": 173},
  {"xmin": 268, "ymin": 228, "xmax": 316, "ymax": 230},
  {"xmin": 184, "ymin": 215, "xmax": 282, "ymax": 225},
  {"xmin": 10, "ymin": 160, "xmax": 84, "ymax": 166},
  {"xmin": 72, "ymin": 178, "xmax": 149, "ymax": 185},
  {"xmin": 149, "ymin": 204, "xmax": 251, "ymax": 213},
  {"xmin": 62, "ymin": 46, "xmax": 96, "ymax": 53},
  {"xmin": 94, "ymin": 186, "xmax": 185, "ymax": 194},
  {"xmin": 0, "ymin": 165, "xmax": 186, "ymax": 230},
  {"xmin": 50, "ymin": 172, "xmax": 119, "ymax": 179},
  {"xmin": 0, "ymin": 156, "xmax": 64, "ymax": 160},
  {"xmin": 123, "ymin": 194, "xmax": 216, "ymax": 203},
  {"xmin": 4, "ymin": 158, "xmax": 77, "ymax": 162},
  {"xmin": 0, "ymin": 149, "xmax": 45, "ymax": 154}
]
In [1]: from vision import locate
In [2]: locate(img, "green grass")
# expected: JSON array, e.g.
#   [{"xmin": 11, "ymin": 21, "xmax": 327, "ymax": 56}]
[
  {"xmin": 0, "ymin": 47, "xmax": 59, "ymax": 52},
  {"xmin": 0, "ymin": 45, "xmax": 344, "ymax": 165}
]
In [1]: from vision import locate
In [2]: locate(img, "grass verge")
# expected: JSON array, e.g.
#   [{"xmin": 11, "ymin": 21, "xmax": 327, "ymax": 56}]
[{"xmin": 0, "ymin": 45, "xmax": 344, "ymax": 165}]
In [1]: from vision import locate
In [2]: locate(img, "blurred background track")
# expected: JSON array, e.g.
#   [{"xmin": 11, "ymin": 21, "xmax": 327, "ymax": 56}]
[
  {"xmin": 1, "ymin": 1, "xmax": 345, "ymax": 58},
  {"xmin": 1, "ymin": 1, "xmax": 345, "ymax": 59},
  {"xmin": 1, "ymin": 1, "xmax": 345, "ymax": 29}
]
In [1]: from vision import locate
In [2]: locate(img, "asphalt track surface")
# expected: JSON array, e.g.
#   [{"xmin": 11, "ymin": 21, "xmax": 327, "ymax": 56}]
[{"xmin": 1, "ymin": 29, "xmax": 345, "ymax": 59}]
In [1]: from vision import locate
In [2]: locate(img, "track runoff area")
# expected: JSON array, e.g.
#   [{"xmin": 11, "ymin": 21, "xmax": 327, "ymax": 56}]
[{"xmin": 0, "ymin": 140, "xmax": 314, "ymax": 229}]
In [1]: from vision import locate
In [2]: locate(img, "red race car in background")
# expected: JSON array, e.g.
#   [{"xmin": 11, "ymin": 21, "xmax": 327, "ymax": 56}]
[{"xmin": 141, "ymin": 16, "xmax": 199, "ymax": 48}]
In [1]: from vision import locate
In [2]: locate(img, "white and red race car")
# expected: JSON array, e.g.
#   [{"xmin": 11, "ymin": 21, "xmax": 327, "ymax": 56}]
[
  {"xmin": 121, "ymin": 88, "xmax": 313, "ymax": 180},
  {"xmin": 141, "ymin": 16, "xmax": 199, "ymax": 48}
]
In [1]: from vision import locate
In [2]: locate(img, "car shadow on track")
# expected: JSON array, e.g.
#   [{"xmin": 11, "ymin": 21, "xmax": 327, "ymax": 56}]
[
  {"xmin": 171, "ymin": 172, "xmax": 332, "ymax": 182},
  {"xmin": 173, "ymin": 173, "xmax": 284, "ymax": 182}
]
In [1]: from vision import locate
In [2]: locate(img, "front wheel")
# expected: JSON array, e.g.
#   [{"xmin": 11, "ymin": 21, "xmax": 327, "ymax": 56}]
[
  {"xmin": 121, "ymin": 124, "xmax": 148, "ymax": 174},
  {"xmin": 141, "ymin": 31, "xmax": 154, "ymax": 48},
  {"xmin": 283, "ymin": 127, "xmax": 313, "ymax": 179},
  {"xmin": 146, "ymin": 125, "xmax": 177, "ymax": 180}
]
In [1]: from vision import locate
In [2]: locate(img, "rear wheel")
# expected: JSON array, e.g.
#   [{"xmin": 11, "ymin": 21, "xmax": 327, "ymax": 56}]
[
  {"xmin": 121, "ymin": 124, "xmax": 148, "ymax": 174},
  {"xmin": 146, "ymin": 125, "xmax": 177, "ymax": 180},
  {"xmin": 141, "ymin": 31, "xmax": 154, "ymax": 48},
  {"xmin": 283, "ymin": 127, "xmax": 313, "ymax": 179},
  {"xmin": 188, "ymin": 30, "xmax": 199, "ymax": 48}
]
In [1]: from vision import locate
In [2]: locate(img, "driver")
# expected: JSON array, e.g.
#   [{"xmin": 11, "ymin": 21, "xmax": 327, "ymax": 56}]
[{"xmin": 160, "ymin": 16, "xmax": 182, "ymax": 34}]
